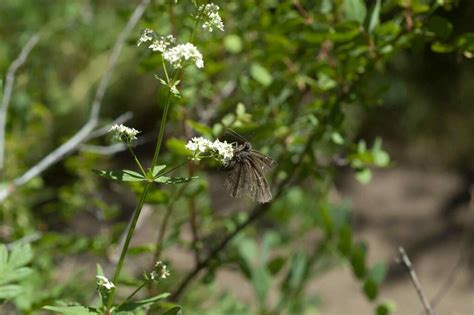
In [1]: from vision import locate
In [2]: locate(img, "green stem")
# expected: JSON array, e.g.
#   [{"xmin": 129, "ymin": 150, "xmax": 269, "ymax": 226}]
[
  {"xmin": 128, "ymin": 145, "xmax": 147, "ymax": 177},
  {"xmin": 160, "ymin": 160, "xmax": 189, "ymax": 176},
  {"xmin": 162, "ymin": 56, "xmax": 170, "ymax": 83},
  {"xmin": 150, "ymin": 92, "xmax": 172, "ymax": 169},
  {"xmin": 116, "ymin": 281, "xmax": 148, "ymax": 310},
  {"xmin": 107, "ymin": 183, "xmax": 151, "ymax": 311}
]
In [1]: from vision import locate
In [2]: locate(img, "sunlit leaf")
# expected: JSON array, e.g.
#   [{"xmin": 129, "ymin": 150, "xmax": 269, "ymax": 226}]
[
  {"xmin": 42, "ymin": 305, "xmax": 99, "ymax": 315},
  {"xmin": 343, "ymin": 0, "xmax": 367, "ymax": 24},
  {"xmin": 92, "ymin": 169, "xmax": 146, "ymax": 182},
  {"xmin": 161, "ymin": 306, "xmax": 182, "ymax": 315},
  {"xmin": 250, "ymin": 63, "xmax": 273, "ymax": 87},
  {"xmin": 153, "ymin": 176, "xmax": 197, "ymax": 184}
]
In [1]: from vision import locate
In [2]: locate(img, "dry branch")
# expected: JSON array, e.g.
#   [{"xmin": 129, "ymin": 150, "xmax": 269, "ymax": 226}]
[{"xmin": 0, "ymin": 0, "xmax": 150, "ymax": 202}]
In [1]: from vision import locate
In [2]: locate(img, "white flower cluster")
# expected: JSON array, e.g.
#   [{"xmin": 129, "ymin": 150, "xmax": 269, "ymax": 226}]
[
  {"xmin": 138, "ymin": 28, "xmax": 204, "ymax": 70},
  {"xmin": 108, "ymin": 124, "xmax": 140, "ymax": 144},
  {"xmin": 186, "ymin": 137, "xmax": 233, "ymax": 164},
  {"xmin": 163, "ymin": 43, "xmax": 204, "ymax": 69},
  {"xmin": 149, "ymin": 35, "xmax": 176, "ymax": 53},
  {"xmin": 199, "ymin": 3, "xmax": 224, "ymax": 32},
  {"xmin": 137, "ymin": 28, "xmax": 153, "ymax": 47},
  {"xmin": 150, "ymin": 261, "xmax": 170, "ymax": 281},
  {"xmin": 96, "ymin": 275, "xmax": 115, "ymax": 290}
]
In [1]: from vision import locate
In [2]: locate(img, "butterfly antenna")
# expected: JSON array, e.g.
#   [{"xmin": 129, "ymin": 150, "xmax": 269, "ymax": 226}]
[{"xmin": 225, "ymin": 127, "xmax": 248, "ymax": 143}]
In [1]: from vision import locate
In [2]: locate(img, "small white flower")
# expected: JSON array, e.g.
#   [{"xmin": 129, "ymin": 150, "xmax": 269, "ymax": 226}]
[
  {"xmin": 150, "ymin": 261, "xmax": 170, "ymax": 281},
  {"xmin": 186, "ymin": 137, "xmax": 213, "ymax": 154},
  {"xmin": 96, "ymin": 275, "xmax": 115, "ymax": 290},
  {"xmin": 199, "ymin": 3, "xmax": 224, "ymax": 32},
  {"xmin": 163, "ymin": 43, "xmax": 204, "ymax": 69},
  {"xmin": 149, "ymin": 35, "xmax": 176, "ymax": 53},
  {"xmin": 186, "ymin": 137, "xmax": 234, "ymax": 164},
  {"xmin": 109, "ymin": 124, "xmax": 140, "ymax": 144},
  {"xmin": 137, "ymin": 28, "xmax": 154, "ymax": 46},
  {"xmin": 213, "ymin": 139, "xmax": 233, "ymax": 163}
]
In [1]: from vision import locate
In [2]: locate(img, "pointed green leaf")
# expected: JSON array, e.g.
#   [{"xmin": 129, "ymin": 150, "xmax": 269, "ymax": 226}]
[
  {"xmin": 363, "ymin": 278, "xmax": 378, "ymax": 300},
  {"xmin": 154, "ymin": 176, "xmax": 197, "ymax": 185},
  {"xmin": 151, "ymin": 165, "xmax": 167, "ymax": 177},
  {"xmin": 368, "ymin": 262, "xmax": 387, "ymax": 284},
  {"xmin": 116, "ymin": 293, "xmax": 170, "ymax": 312},
  {"xmin": 43, "ymin": 306, "xmax": 99, "ymax": 315},
  {"xmin": 368, "ymin": 0, "xmax": 381, "ymax": 33},
  {"xmin": 9, "ymin": 244, "xmax": 33, "ymax": 269},
  {"xmin": 0, "ymin": 245, "xmax": 7, "ymax": 266},
  {"xmin": 0, "ymin": 267, "xmax": 32, "ymax": 285},
  {"xmin": 0, "ymin": 284, "xmax": 22, "ymax": 299},
  {"xmin": 96, "ymin": 264, "xmax": 104, "ymax": 277},
  {"xmin": 250, "ymin": 63, "xmax": 273, "ymax": 87},
  {"xmin": 93, "ymin": 169, "xmax": 146, "ymax": 182},
  {"xmin": 161, "ymin": 306, "xmax": 182, "ymax": 315},
  {"xmin": 343, "ymin": 0, "xmax": 367, "ymax": 24}
]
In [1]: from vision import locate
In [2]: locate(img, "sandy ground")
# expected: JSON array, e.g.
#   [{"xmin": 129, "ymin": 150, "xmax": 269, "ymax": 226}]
[{"xmin": 314, "ymin": 167, "xmax": 474, "ymax": 315}]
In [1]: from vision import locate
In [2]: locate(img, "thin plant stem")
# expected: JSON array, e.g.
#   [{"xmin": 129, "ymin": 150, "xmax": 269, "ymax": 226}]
[
  {"xmin": 116, "ymin": 281, "xmax": 148, "ymax": 309},
  {"xmin": 162, "ymin": 57, "xmax": 170, "ymax": 83},
  {"xmin": 128, "ymin": 145, "xmax": 147, "ymax": 176},
  {"xmin": 107, "ymin": 183, "xmax": 151, "ymax": 311},
  {"xmin": 159, "ymin": 160, "xmax": 189, "ymax": 177},
  {"xmin": 398, "ymin": 247, "xmax": 435, "ymax": 315},
  {"xmin": 150, "ymin": 92, "xmax": 172, "ymax": 169}
]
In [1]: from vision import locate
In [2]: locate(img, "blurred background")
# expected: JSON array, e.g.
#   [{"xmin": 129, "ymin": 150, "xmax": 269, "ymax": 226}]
[{"xmin": 0, "ymin": 0, "xmax": 473, "ymax": 314}]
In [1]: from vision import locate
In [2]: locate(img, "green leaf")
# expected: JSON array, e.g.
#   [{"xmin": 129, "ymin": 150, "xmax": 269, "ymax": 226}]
[
  {"xmin": 331, "ymin": 132, "xmax": 345, "ymax": 145},
  {"xmin": 250, "ymin": 63, "xmax": 273, "ymax": 87},
  {"xmin": 0, "ymin": 243, "xmax": 34, "ymax": 296},
  {"xmin": 343, "ymin": 0, "xmax": 367, "ymax": 24},
  {"xmin": 375, "ymin": 300, "xmax": 396, "ymax": 315},
  {"xmin": 252, "ymin": 267, "xmax": 271, "ymax": 303},
  {"xmin": 355, "ymin": 168, "xmax": 372, "ymax": 184},
  {"xmin": 153, "ymin": 176, "xmax": 197, "ymax": 185},
  {"xmin": 456, "ymin": 32, "xmax": 474, "ymax": 52},
  {"xmin": 224, "ymin": 34, "xmax": 243, "ymax": 54},
  {"xmin": 0, "ymin": 267, "xmax": 32, "ymax": 284},
  {"xmin": 93, "ymin": 169, "xmax": 146, "ymax": 182},
  {"xmin": 431, "ymin": 42, "xmax": 455, "ymax": 53},
  {"xmin": 9, "ymin": 244, "xmax": 33, "ymax": 268},
  {"xmin": 42, "ymin": 306, "xmax": 98, "ymax": 315},
  {"xmin": 0, "ymin": 245, "xmax": 7, "ymax": 266},
  {"xmin": 116, "ymin": 293, "xmax": 170, "ymax": 312},
  {"xmin": 368, "ymin": 0, "xmax": 381, "ymax": 33},
  {"xmin": 266, "ymin": 256, "xmax": 286, "ymax": 275},
  {"xmin": 237, "ymin": 238, "xmax": 258, "ymax": 265},
  {"xmin": 318, "ymin": 73, "xmax": 337, "ymax": 91},
  {"xmin": 151, "ymin": 165, "xmax": 167, "ymax": 177},
  {"xmin": 368, "ymin": 262, "xmax": 387, "ymax": 284},
  {"xmin": 236, "ymin": 103, "xmax": 246, "ymax": 116},
  {"xmin": 186, "ymin": 119, "xmax": 213, "ymax": 137},
  {"xmin": 426, "ymin": 16, "xmax": 453, "ymax": 39},
  {"xmin": 338, "ymin": 224, "xmax": 352, "ymax": 256},
  {"xmin": 161, "ymin": 306, "xmax": 182, "ymax": 315},
  {"xmin": 351, "ymin": 243, "xmax": 367, "ymax": 279},
  {"xmin": 363, "ymin": 278, "xmax": 378, "ymax": 300},
  {"xmin": 96, "ymin": 264, "xmax": 104, "ymax": 277},
  {"xmin": 0, "ymin": 285, "xmax": 23, "ymax": 299}
]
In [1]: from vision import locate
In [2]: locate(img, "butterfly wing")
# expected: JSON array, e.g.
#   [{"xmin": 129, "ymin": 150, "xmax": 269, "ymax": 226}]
[
  {"xmin": 249, "ymin": 149, "xmax": 276, "ymax": 173},
  {"xmin": 247, "ymin": 156, "xmax": 272, "ymax": 203},
  {"xmin": 224, "ymin": 158, "xmax": 247, "ymax": 198}
]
